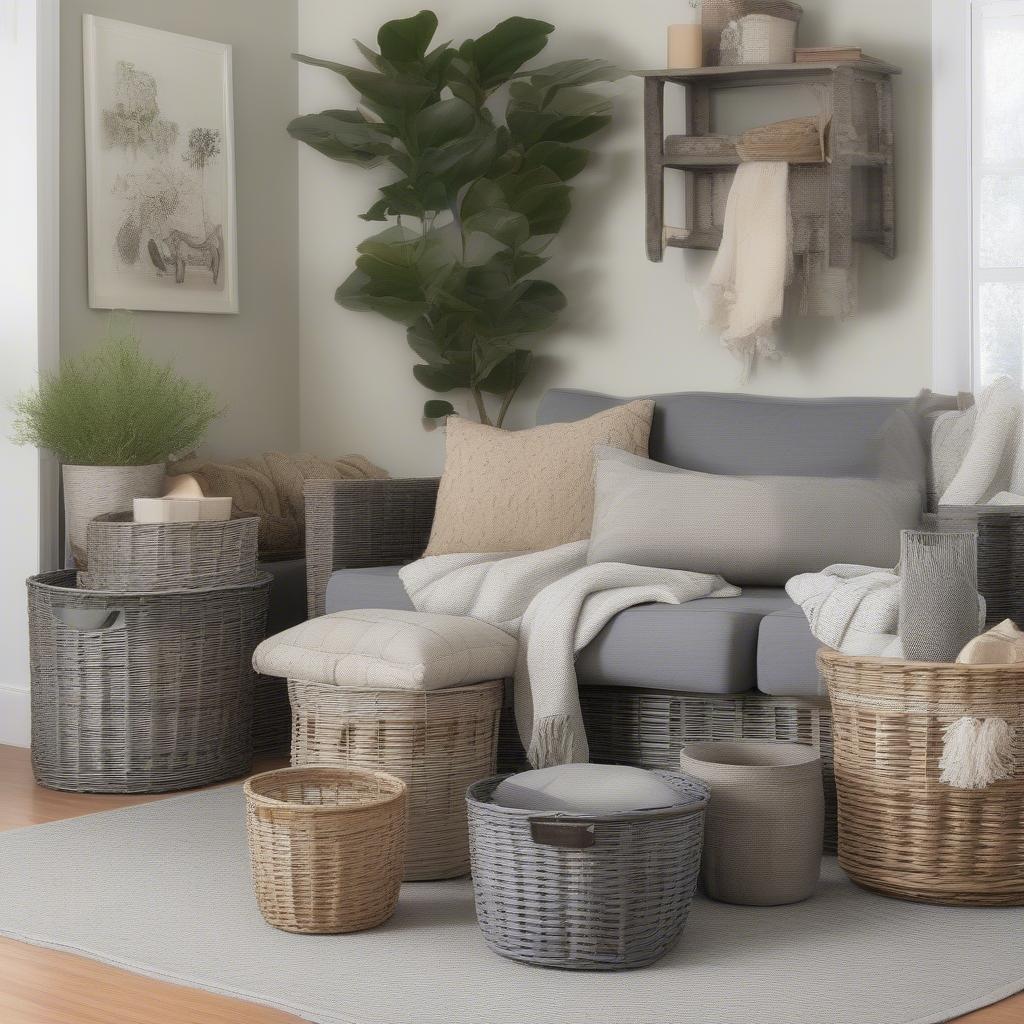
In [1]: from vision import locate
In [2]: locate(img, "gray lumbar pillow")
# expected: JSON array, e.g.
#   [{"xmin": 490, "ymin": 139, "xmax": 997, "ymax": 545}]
[
  {"xmin": 588, "ymin": 446, "xmax": 923, "ymax": 586},
  {"xmin": 492, "ymin": 764, "xmax": 684, "ymax": 813}
]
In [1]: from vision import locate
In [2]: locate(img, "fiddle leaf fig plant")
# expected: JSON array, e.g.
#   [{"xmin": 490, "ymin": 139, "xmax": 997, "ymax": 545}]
[{"xmin": 288, "ymin": 10, "xmax": 622, "ymax": 426}]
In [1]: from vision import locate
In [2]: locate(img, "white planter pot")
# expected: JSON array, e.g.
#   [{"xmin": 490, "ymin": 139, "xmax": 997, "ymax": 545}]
[
  {"xmin": 62, "ymin": 463, "xmax": 166, "ymax": 567},
  {"xmin": 679, "ymin": 740, "xmax": 824, "ymax": 906}
]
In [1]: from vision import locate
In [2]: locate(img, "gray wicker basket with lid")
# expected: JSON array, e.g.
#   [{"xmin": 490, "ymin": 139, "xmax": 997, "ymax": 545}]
[
  {"xmin": 28, "ymin": 569, "xmax": 270, "ymax": 793},
  {"xmin": 79, "ymin": 512, "xmax": 259, "ymax": 593},
  {"xmin": 466, "ymin": 769, "xmax": 709, "ymax": 970}
]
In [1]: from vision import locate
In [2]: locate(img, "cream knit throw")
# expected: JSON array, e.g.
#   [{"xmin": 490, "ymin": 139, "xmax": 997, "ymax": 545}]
[
  {"xmin": 400, "ymin": 543, "xmax": 738, "ymax": 767},
  {"xmin": 697, "ymin": 161, "xmax": 793, "ymax": 380}
]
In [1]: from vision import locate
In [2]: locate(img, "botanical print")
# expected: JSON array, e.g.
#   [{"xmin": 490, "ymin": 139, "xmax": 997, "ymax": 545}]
[{"xmin": 84, "ymin": 17, "xmax": 237, "ymax": 313}]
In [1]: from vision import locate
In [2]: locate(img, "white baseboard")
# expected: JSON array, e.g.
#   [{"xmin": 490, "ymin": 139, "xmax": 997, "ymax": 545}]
[{"xmin": 0, "ymin": 685, "xmax": 31, "ymax": 748}]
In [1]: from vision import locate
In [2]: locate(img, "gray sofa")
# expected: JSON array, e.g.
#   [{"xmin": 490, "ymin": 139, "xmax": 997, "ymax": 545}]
[{"xmin": 312, "ymin": 388, "xmax": 916, "ymax": 701}]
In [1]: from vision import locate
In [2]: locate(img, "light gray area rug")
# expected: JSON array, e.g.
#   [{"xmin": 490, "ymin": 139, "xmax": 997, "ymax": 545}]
[{"xmin": 0, "ymin": 786, "xmax": 1020, "ymax": 1024}]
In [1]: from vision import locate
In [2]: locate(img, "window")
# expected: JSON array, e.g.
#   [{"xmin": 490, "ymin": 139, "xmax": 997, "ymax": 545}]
[{"xmin": 933, "ymin": 0, "xmax": 1024, "ymax": 391}]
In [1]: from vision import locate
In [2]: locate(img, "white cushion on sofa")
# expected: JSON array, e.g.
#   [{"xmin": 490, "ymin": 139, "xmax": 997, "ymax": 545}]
[
  {"xmin": 588, "ymin": 447, "xmax": 923, "ymax": 586},
  {"xmin": 252, "ymin": 608, "xmax": 516, "ymax": 690},
  {"xmin": 493, "ymin": 764, "xmax": 687, "ymax": 813}
]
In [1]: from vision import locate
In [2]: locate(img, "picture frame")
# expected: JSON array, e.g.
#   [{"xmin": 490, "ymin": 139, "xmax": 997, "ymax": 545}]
[{"xmin": 83, "ymin": 15, "xmax": 238, "ymax": 314}]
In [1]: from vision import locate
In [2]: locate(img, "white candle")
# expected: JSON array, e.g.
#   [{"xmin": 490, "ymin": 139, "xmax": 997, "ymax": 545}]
[{"xmin": 668, "ymin": 23, "xmax": 703, "ymax": 69}]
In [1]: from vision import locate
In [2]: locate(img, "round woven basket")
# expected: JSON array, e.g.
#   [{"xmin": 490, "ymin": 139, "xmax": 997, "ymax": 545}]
[
  {"xmin": 466, "ymin": 771, "xmax": 709, "ymax": 970},
  {"xmin": 289, "ymin": 678, "xmax": 503, "ymax": 881},
  {"xmin": 28, "ymin": 569, "xmax": 270, "ymax": 793},
  {"xmin": 244, "ymin": 766, "xmax": 407, "ymax": 934},
  {"xmin": 819, "ymin": 648, "xmax": 1024, "ymax": 906},
  {"xmin": 80, "ymin": 513, "xmax": 259, "ymax": 593}
]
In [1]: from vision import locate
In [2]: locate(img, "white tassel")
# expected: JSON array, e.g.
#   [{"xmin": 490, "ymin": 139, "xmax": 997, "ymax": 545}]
[{"xmin": 938, "ymin": 717, "xmax": 1017, "ymax": 790}]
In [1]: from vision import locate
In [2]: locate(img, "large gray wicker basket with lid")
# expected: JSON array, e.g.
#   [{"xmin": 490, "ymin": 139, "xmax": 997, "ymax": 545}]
[
  {"xmin": 28, "ymin": 569, "xmax": 270, "ymax": 793},
  {"xmin": 466, "ymin": 770, "xmax": 709, "ymax": 970}
]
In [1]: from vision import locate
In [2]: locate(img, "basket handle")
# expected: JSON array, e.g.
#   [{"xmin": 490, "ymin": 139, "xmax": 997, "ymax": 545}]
[
  {"xmin": 529, "ymin": 820, "xmax": 595, "ymax": 849},
  {"xmin": 51, "ymin": 605, "xmax": 125, "ymax": 633}
]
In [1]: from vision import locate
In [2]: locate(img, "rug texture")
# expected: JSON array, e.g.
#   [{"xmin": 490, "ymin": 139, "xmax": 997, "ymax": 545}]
[{"xmin": 0, "ymin": 785, "xmax": 1021, "ymax": 1024}]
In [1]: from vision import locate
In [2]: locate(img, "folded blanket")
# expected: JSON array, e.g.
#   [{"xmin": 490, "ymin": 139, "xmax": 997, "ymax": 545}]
[{"xmin": 401, "ymin": 543, "xmax": 738, "ymax": 767}]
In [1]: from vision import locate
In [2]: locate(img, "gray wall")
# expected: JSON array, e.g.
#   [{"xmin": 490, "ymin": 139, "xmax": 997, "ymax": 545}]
[{"xmin": 60, "ymin": 0, "xmax": 300, "ymax": 459}]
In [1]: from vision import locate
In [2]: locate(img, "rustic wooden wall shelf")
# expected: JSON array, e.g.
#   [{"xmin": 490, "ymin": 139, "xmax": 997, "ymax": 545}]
[{"xmin": 641, "ymin": 60, "xmax": 901, "ymax": 264}]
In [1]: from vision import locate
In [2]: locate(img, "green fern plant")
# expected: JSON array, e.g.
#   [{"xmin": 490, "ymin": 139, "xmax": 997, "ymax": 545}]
[{"xmin": 12, "ymin": 321, "xmax": 220, "ymax": 466}]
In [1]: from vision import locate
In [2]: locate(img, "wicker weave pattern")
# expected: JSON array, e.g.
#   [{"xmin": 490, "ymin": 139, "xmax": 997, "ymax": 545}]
[
  {"xmin": 467, "ymin": 772, "xmax": 709, "ymax": 970},
  {"xmin": 576, "ymin": 686, "xmax": 837, "ymax": 852},
  {"xmin": 79, "ymin": 513, "xmax": 259, "ymax": 592},
  {"xmin": 936, "ymin": 505, "xmax": 1024, "ymax": 627},
  {"xmin": 244, "ymin": 766, "xmax": 407, "ymax": 934},
  {"xmin": 304, "ymin": 478, "xmax": 439, "ymax": 618},
  {"xmin": 819, "ymin": 649, "xmax": 1024, "ymax": 906},
  {"xmin": 28, "ymin": 570, "xmax": 270, "ymax": 793},
  {"xmin": 289, "ymin": 679, "xmax": 503, "ymax": 880}
]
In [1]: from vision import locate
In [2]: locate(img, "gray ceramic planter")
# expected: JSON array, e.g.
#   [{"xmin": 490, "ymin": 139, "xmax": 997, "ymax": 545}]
[{"xmin": 679, "ymin": 740, "xmax": 824, "ymax": 906}]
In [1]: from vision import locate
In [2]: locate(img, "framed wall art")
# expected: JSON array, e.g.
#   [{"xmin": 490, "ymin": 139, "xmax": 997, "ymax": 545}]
[{"xmin": 83, "ymin": 15, "xmax": 238, "ymax": 313}]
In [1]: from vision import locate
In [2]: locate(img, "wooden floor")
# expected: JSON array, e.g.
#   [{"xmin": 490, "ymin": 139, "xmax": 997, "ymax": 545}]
[{"xmin": 0, "ymin": 744, "xmax": 1020, "ymax": 1024}]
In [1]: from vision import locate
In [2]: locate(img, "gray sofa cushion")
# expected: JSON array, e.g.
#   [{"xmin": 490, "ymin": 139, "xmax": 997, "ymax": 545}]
[
  {"xmin": 326, "ymin": 567, "xmax": 803, "ymax": 695},
  {"xmin": 537, "ymin": 389, "xmax": 912, "ymax": 479},
  {"xmin": 756, "ymin": 610, "xmax": 825, "ymax": 698}
]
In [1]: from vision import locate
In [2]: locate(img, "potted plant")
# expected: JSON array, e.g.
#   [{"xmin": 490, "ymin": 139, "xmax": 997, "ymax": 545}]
[
  {"xmin": 288, "ymin": 10, "xmax": 622, "ymax": 426},
  {"xmin": 12, "ymin": 320, "xmax": 220, "ymax": 565}
]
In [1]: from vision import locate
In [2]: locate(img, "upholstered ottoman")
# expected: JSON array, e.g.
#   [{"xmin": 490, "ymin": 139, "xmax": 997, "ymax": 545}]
[{"xmin": 253, "ymin": 609, "xmax": 515, "ymax": 880}]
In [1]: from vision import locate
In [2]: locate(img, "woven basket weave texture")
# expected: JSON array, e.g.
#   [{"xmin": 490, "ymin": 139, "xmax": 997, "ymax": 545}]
[
  {"xmin": 28, "ymin": 569, "xmax": 270, "ymax": 793},
  {"xmin": 244, "ymin": 766, "xmax": 407, "ymax": 934},
  {"xmin": 289, "ymin": 678, "xmax": 503, "ymax": 881},
  {"xmin": 467, "ymin": 771, "xmax": 709, "ymax": 970},
  {"xmin": 819, "ymin": 648, "xmax": 1024, "ymax": 906}
]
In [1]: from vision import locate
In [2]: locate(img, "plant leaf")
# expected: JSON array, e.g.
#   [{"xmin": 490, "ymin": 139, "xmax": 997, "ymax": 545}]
[
  {"xmin": 478, "ymin": 348, "xmax": 532, "ymax": 395},
  {"xmin": 292, "ymin": 53, "xmax": 434, "ymax": 113},
  {"xmin": 460, "ymin": 178, "xmax": 507, "ymax": 220},
  {"xmin": 522, "ymin": 141, "xmax": 589, "ymax": 181},
  {"xmin": 413, "ymin": 362, "xmax": 470, "ymax": 391},
  {"xmin": 286, "ymin": 111, "xmax": 395, "ymax": 166},
  {"xmin": 463, "ymin": 208, "xmax": 530, "ymax": 248},
  {"xmin": 413, "ymin": 97, "xmax": 477, "ymax": 151},
  {"xmin": 377, "ymin": 10, "xmax": 438, "ymax": 62},
  {"xmin": 423, "ymin": 399, "xmax": 455, "ymax": 418},
  {"xmin": 462, "ymin": 17, "xmax": 554, "ymax": 90}
]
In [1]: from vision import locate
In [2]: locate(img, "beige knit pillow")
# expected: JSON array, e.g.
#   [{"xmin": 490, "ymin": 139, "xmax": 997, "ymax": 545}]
[{"xmin": 425, "ymin": 400, "xmax": 655, "ymax": 555}]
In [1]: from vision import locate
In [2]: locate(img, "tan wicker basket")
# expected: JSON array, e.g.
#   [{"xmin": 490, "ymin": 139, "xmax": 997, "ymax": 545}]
[
  {"xmin": 244, "ymin": 766, "xmax": 407, "ymax": 934},
  {"xmin": 289, "ymin": 679, "xmax": 503, "ymax": 881},
  {"xmin": 819, "ymin": 649, "xmax": 1024, "ymax": 906}
]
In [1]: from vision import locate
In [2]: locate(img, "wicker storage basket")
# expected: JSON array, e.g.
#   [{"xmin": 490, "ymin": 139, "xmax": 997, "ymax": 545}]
[
  {"xmin": 935, "ymin": 505, "xmax": 1024, "ymax": 627},
  {"xmin": 289, "ymin": 678, "xmax": 503, "ymax": 881},
  {"xmin": 467, "ymin": 771, "xmax": 709, "ymax": 970},
  {"xmin": 79, "ymin": 513, "xmax": 259, "ymax": 593},
  {"xmin": 819, "ymin": 648, "xmax": 1024, "ymax": 906},
  {"xmin": 28, "ymin": 569, "xmax": 270, "ymax": 793},
  {"xmin": 701, "ymin": 0, "xmax": 802, "ymax": 65},
  {"xmin": 245, "ymin": 766, "xmax": 407, "ymax": 934}
]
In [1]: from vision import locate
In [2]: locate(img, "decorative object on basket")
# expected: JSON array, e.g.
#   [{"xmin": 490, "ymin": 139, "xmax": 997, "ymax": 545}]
[
  {"xmin": 79, "ymin": 513, "xmax": 259, "ymax": 592},
  {"xmin": 244, "ymin": 766, "xmax": 407, "ymax": 934},
  {"xmin": 898, "ymin": 530, "xmax": 982, "ymax": 662},
  {"xmin": 938, "ymin": 716, "xmax": 1016, "ymax": 790},
  {"xmin": 720, "ymin": 13, "xmax": 797, "ymax": 65},
  {"xmin": 9, "ymin": 319, "xmax": 219, "ymax": 567},
  {"xmin": 133, "ymin": 496, "xmax": 232, "ymax": 523},
  {"xmin": 700, "ymin": 0, "xmax": 802, "ymax": 65},
  {"xmin": 678, "ymin": 740, "xmax": 823, "ymax": 905},
  {"xmin": 819, "ymin": 648, "xmax": 1024, "ymax": 906},
  {"xmin": 957, "ymin": 617, "xmax": 1024, "ymax": 664},
  {"xmin": 28, "ymin": 569, "xmax": 270, "ymax": 794},
  {"xmin": 167, "ymin": 452, "xmax": 388, "ymax": 559},
  {"xmin": 467, "ymin": 766, "xmax": 709, "ymax": 970},
  {"xmin": 289, "ymin": 11, "xmax": 623, "ymax": 426}
]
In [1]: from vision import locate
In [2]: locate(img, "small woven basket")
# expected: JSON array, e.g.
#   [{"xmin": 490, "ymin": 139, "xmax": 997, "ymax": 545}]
[
  {"xmin": 819, "ymin": 648, "xmax": 1024, "ymax": 906},
  {"xmin": 80, "ymin": 513, "xmax": 259, "ymax": 592},
  {"xmin": 467, "ymin": 771, "xmax": 709, "ymax": 970},
  {"xmin": 289, "ymin": 679, "xmax": 503, "ymax": 881},
  {"xmin": 245, "ymin": 766, "xmax": 407, "ymax": 934}
]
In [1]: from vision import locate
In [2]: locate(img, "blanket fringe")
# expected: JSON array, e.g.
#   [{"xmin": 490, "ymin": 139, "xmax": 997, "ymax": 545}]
[{"xmin": 527, "ymin": 715, "xmax": 579, "ymax": 770}]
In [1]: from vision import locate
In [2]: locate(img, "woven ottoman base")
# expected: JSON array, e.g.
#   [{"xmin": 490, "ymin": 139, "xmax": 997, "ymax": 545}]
[{"xmin": 289, "ymin": 679, "xmax": 504, "ymax": 881}]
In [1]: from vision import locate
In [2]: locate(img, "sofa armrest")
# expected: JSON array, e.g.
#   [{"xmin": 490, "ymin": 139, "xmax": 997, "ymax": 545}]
[{"xmin": 304, "ymin": 477, "xmax": 440, "ymax": 618}]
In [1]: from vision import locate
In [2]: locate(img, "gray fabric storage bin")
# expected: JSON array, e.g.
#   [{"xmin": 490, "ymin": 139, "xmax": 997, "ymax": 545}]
[{"xmin": 466, "ymin": 771, "xmax": 709, "ymax": 970}]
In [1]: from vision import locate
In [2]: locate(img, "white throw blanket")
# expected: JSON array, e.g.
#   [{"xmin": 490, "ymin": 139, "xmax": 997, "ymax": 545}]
[
  {"xmin": 696, "ymin": 161, "xmax": 792, "ymax": 380},
  {"xmin": 400, "ymin": 542, "xmax": 738, "ymax": 767}
]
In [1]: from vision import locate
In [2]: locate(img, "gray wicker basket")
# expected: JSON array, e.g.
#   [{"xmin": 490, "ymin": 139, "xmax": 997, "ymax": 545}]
[
  {"xmin": 466, "ymin": 771, "xmax": 709, "ymax": 970},
  {"xmin": 28, "ymin": 569, "xmax": 271, "ymax": 793},
  {"xmin": 935, "ymin": 505, "xmax": 1024, "ymax": 627},
  {"xmin": 79, "ymin": 513, "xmax": 259, "ymax": 593}
]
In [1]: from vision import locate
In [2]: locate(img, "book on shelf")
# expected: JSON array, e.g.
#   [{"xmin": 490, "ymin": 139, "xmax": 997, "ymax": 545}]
[{"xmin": 794, "ymin": 47, "xmax": 884, "ymax": 64}]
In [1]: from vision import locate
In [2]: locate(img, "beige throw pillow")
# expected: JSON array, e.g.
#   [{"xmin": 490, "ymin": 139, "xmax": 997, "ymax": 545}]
[{"xmin": 425, "ymin": 401, "xmax": 655, "ymax": 555}]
